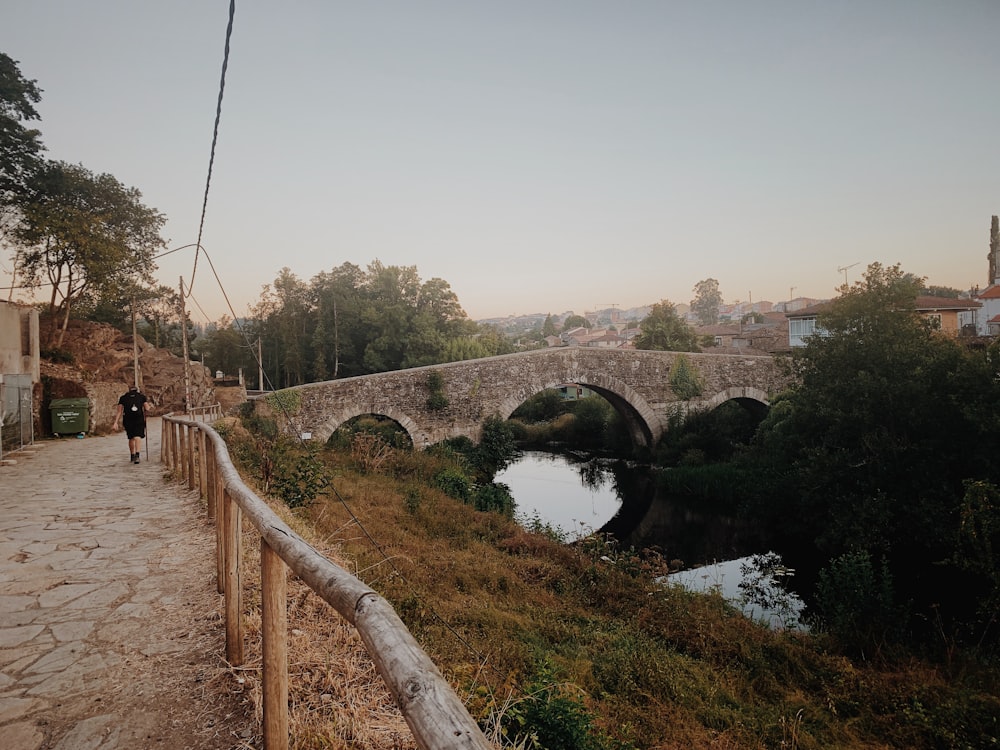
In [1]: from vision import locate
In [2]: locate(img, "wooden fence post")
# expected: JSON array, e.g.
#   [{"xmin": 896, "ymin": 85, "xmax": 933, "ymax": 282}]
[
  {"xmin": 198, "ymin": 428, "xmax": 209, "ymax": 500},
  {"xmin": 223, "ymin": 487, "xmax": 244, "ymax": 665},
  {"xmin": 261, "ymin": 539, "xmax": 289, "ymax": 750},
  {"xmin": 179, "ymin": 425, "xmax": 188, "ymax": 483},
  {"xmin": 215, "ymin": 460, "xmax": 226, "ymax": 594},
  {"xmin": 206, "ymin": 439, "xmax": 218, "ymax": 520},
  {"xmin": 188, "ymin": 425, "xmax": 197, "ymax": 492}
]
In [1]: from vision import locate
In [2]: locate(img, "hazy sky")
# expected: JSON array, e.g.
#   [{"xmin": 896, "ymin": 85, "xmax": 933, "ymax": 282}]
[{"xmin": 3, "ymin": 1, "xmax": 999, "ymax": 324}]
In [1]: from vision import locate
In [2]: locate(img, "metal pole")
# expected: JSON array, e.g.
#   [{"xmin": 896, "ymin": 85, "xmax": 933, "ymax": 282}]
[
  {"xmin": 131, "ymin": 294, "xmax": 141, "ymax": 390},
  {"xmin": 180, "ymin": 276, "xmax": 191, "ymax": 414}
]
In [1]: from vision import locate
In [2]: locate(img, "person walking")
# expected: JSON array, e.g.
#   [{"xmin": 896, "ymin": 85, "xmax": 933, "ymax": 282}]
[{"xmin": 112, "ymin": 384, "xmax": 149, "ymax": 464}]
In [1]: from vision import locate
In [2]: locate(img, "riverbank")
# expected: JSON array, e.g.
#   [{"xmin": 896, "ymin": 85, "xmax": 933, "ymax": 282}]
[{"xmin": 224, "ymin": 428, "xmax": 1000, "ymax": 750}]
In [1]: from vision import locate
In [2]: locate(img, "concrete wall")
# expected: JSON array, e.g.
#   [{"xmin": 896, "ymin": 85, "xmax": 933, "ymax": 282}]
[{"xmin": 0, "ymin": 301, "xmax": 40, "ymax": 382}]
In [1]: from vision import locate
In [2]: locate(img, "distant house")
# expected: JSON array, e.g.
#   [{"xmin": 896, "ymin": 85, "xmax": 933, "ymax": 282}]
[
  {"xmin": 695, "ymin": 324, "xmax": 741, "ymax": 348},
  {"xmin": 973, "ymin": 283, "xmax": 1000, "ymax": 336},
  {"xmin": 782, "ymin": 302, "xmax": 824, "ymax": 347},
  {"xmin": 560, "ymin": 326, "xmax": 590, "ymax": 345},
  {"xmin": 562, "ymin": 327, "xmax": 627, "ymax": 348},
  {"xmin": 555, "ymin": 383, "xmax": 593, "ymax": 400},
  {"xmin": 582, "ymin": 331, "xmax": 624, "ymax": 348},
  {"xmin": 786, "ymin": 296, "xmax": 981, "ymax": 347},
  {"xmin": 913, "ymin": 296, "xmax": 980, "ymax": 335}
]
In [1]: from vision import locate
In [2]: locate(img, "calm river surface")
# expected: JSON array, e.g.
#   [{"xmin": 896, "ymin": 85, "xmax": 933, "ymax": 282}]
[{"xmin": 495, "ymin": 450, "xmax": 805, "ymax": 629}]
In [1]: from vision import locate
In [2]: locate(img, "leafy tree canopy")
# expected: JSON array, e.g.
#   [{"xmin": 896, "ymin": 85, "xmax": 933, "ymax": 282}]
[
  {"xmin": 12, "ymin": 161, "xmax": 165, "ymax": 347},
  {"xmin": 633, "ymin": 300, "xmax": 700, "ymax": 352},
  {"xmin": 748, "ymin": 262, "xmax": 1000, "ymax": 648},
  {"xmin": 542, "ymin": 314, "xmax": 557, "ymax": 337},
  {"xmin": 691, "ymin": 278, "xmax": 722, "ymax": 325},
  {"xmin": 921, "ymin": 283, "xmax": 965, "ymax": 299},
  {"xmin": 0, "ymin": 52, "xmax": 44, "ymax": 202},
  {"xmin": 562, "ymin": 314, "xmax": 590, "ymax": 331},
  {"xmin": 233, "ymin": 260, "xmax": 485, "ymax": 388}
]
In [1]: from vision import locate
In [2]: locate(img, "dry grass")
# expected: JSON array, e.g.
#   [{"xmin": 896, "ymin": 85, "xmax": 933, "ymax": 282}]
[
  {"xmin": 212, "ymin": 433, "xmax": 1000, "ymax": 750},
  {"xmin": 231, "ymin": 495, "xmax": 419, "ymax": 750}
]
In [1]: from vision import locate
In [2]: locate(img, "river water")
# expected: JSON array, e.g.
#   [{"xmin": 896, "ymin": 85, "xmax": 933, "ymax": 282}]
[{"xmin": 495, "ymin": 450, "xmax": 806, "ymax": 629}]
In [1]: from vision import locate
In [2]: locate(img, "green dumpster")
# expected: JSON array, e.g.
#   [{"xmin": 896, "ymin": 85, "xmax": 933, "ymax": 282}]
[{"xmin": 50, "ymin": 398, "xmax": 90, "ymax": 435}]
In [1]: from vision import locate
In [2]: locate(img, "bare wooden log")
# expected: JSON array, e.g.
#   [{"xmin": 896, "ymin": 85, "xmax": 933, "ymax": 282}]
[{"xmin": 261, "ymin": 539, "xmax": 289, "ymax": 750}]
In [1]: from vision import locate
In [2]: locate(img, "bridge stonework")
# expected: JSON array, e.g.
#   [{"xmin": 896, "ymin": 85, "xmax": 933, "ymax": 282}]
[{"xmin": 257, "ymin": 348, "xmax": 792, "ymax": 449}]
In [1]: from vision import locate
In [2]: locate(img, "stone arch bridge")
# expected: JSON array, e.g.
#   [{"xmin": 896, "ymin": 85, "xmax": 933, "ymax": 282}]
[{"xmin": 256, "ymin": 348, "xmax": 793, "ymax": 450}]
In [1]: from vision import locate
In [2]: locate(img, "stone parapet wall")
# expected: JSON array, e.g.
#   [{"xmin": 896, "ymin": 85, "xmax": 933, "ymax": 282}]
[{"xmin": 258, "ymin": 348, "xmax": 794, "ymax": 449}]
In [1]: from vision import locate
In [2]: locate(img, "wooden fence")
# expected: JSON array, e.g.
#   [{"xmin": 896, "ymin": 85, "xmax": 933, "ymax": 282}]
[{"xmin": 161, "ymin": 412, "xmax": 492, "ymax": 750}]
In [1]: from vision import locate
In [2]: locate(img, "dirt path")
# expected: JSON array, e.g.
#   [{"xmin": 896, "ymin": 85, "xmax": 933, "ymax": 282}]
[{"xmin": 0, "ymin": 418, "xmax": 258, "ymax": 749}]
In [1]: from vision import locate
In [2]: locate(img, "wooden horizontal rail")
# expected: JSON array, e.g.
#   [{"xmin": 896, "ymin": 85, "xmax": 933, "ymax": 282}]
[{"xmin": 162, "ymin": 413, "xmax": 491, "ymax": 750}]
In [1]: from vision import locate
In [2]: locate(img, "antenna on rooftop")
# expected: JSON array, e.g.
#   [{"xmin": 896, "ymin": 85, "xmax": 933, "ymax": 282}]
[{"xmin": 837, "ymin": 262, "xmax": 860, "ymax": 286}]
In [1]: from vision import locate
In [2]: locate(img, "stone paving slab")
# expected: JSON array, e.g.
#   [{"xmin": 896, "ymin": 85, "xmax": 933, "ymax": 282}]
[{"xmin": 0, "ymin": 418, "xmax": 255, "ymax": 749}]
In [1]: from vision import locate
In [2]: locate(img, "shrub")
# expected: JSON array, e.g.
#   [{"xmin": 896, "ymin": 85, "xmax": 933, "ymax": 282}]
[
  {"xmin": 814, "ymin": 548, "xmax": 906, "ymax": 657},
  {"xmin": 500, "ymin": 660, "xmax": 633, "ymax": 750},
  {"xmin": 265, "ymin": 388, "xmax": 302, "ymax": 415},
  {"xmin": 473, "ymin": 482, "xmax": 516, "ymax": 517},
  {"xmin": 426, "ymin": 370, "xmax": 449, "ymax": 410},
  {"xmin": 668, "ymin": 353, "xmax": 704, "ymax": 401},
  {"xmin": 269, "ymin": 439, "xmax": 328, "ymax": 509},
  {"xmin": 433, "ymin": 467, "xmax": 472, "ymax": 501}
]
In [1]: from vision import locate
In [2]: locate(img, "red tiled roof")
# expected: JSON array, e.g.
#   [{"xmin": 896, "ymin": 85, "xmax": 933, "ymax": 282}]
[
  {"xmin": 786, "ymin": 296, "xmax": 979, "ymax": 318},
  {"xmin": 913, "ymin": 296, "xmax": 980, "ymax": 311},
  {"xmin": 976, "ymin": 284, "xmax": 1000, "ymax": 299}
]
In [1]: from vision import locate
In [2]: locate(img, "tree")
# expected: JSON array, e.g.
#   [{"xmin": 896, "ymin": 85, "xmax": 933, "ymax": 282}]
[
  {"xmin": 921, "ymin": 284, "xmax": 964, "ymax": 299},
  {"xmin": 201, "ymin": 316, "xmax": 252, "ymax": 377},
  {"xmin": 691, "ymin": 278, "xmax": 722, "ymax": 325},
  {"xmin": 268, "ymin": 267, "xmax": 310, "ymax": 387},
  {"xmin": 633, "ymin": 300, "xmax": 700, "ymax": 352},
  {"xmin": 542, "ymin": 314, "xmax": 557, "ymax": 337},
  {"xmin": 749, "ymin": 262, "xmax": 1000, "ymax": 647},
  {"xmin": 0, "ymin": 53, "xmax": 44, "ymax": 205},
  {"xmin": 562, "ymin": 314, "xmax": 590, "ymax": 331},
  {"xmin": 13, "ymin": 161, "xmax": 165, "ymax": 347},
  {"xmin": 311, "ymin": 262, "xmax": 365, "ymax": 378}
]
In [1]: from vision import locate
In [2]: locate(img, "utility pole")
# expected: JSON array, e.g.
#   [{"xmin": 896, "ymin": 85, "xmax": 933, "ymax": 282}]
[
  {"xmin": 179, "ymin": 276, "xmax": 191, "ymax": 414},
  {"xmin": 131, "ymin": 294, "xmax": 141, "ymax": 390},
  {"xmin": 258, "ymin": 337, "xmax": 264, "ymax": 392}
]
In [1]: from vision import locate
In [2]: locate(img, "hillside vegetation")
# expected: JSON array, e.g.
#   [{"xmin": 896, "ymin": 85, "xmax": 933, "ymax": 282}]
[{"xmin": 219, "ymin": 412, "xmax": 1000, "ymax": 750}]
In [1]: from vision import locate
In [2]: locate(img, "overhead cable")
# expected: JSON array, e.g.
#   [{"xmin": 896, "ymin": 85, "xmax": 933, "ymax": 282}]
[{"xmin": 189, "ymin": 0, "xmax": 236, "ymax": 297}]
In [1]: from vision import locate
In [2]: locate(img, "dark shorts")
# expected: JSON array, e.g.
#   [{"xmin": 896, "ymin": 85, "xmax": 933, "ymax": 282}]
[{"xmin": 124, "ymin": 422, "xmax": 146, "ymax": 439}]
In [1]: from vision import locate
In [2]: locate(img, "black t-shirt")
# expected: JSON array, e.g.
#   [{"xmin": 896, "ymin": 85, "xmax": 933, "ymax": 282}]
[{"xmin": 118, "ymin": 391, "xmax": 147, "ymax": 425}]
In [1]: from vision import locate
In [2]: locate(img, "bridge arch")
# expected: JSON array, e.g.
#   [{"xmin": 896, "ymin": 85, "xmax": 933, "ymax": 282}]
[
  {"xmin": 695, "ymin": 386, "xmax": 771, "ymax": 412},
  {"xmin": 495, "ymin": 373, "xmax": 660, "ymax": 448},
  {"xmin": 312, "ymin": 405, "xmax": 425, "ymax": 447}
]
